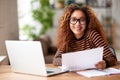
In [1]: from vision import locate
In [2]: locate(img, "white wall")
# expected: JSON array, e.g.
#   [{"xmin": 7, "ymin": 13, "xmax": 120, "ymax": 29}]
[{"xmin": 0, "ymin": 0, "xmax": 19, "ymax": 64}]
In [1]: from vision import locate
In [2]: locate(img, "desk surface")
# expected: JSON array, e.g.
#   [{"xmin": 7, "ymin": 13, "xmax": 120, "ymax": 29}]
[{"xmin": 0, "ymin": 64, "xmax": 120, "ymax": 80}]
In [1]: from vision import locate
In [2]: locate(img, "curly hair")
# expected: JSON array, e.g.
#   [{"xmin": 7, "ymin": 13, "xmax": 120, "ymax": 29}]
[{"xmin": 56, "ymin": 3, "xmax": 108, "ymax": 52}]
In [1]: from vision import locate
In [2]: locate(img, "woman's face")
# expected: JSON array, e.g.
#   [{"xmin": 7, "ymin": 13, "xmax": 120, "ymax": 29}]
[{"xmin": 69, "ymin": 10, "xmax": 86, "ymax": 39}]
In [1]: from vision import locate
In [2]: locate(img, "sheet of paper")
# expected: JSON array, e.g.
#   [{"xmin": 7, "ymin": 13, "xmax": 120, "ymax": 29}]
[
  {"xmin": 77, "ymin": 68, "xmax": 120, "ymax": 77},
  {"xmin": 62, "ymin": 47, "xmax": 103, "ymax": 71},
  {"xmin": 0, "ymin": 56, "xmax": 6, "ymax": 62}
]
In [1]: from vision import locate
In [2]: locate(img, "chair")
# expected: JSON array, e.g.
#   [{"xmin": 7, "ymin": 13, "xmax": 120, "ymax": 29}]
[{"xmin": 109, "ymin": 47, "xmax": 117, "ymax": 61}]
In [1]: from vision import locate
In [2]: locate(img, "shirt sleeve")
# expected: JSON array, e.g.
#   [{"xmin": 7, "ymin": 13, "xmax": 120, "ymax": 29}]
[
  {"xmin": 88, "ymin": 30, "xmax": 117, "ymax": 67},
  {"xmin": 53, "ymin": 49, "xmax": 63, "ymax": 66}
]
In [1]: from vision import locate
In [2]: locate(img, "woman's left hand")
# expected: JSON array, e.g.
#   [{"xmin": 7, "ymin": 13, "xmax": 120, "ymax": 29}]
[{"xmin": 95, "ymin": 60, "xmax": 106, "ymax": 70}]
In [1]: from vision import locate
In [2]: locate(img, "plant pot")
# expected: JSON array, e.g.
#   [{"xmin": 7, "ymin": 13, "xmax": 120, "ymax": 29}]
[{"xmin": 56, "ymin": 2, "xmax": 64, "ymax": 9}]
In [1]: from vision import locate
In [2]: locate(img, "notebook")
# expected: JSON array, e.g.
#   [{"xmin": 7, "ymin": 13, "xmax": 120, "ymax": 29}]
[
  {"xmin": 5, "ymin": 40, "xmax": 67, "ymax": 76},
  {"xmin": 77, "ymin": 68, "xmax": 120, "ymax": 77}
]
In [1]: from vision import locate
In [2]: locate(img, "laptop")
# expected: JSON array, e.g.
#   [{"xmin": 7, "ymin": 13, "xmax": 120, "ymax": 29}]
[
  {"xmin": 5, "ymin": 40, "xmax": 67, "ymax": 76},
  {"xmin": 0, "ymin": 56, "xmax": 6, "ymax": 63}
]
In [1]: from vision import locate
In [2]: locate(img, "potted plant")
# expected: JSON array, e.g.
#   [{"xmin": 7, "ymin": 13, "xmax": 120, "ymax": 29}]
[
  {"xmin": 21, "ymin": 0, "xmax": 55, "ymax": 56},
  {"xmin": 21, "ymin": 0, "xmax": 54, "ymax": 40},
  {"xmin": 21, "ymin": 24, "xmax": 37, "ymax": 40},
  {"xmin": 31, "ymin": 0, "xmax": 54, "ymax": 36},
  {"xmin": 56, "ymin": 0, "xmax": 64, "ymax": 9}
]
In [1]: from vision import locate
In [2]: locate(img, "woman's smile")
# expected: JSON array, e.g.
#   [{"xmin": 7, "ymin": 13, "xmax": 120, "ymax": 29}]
[{"xmin": 74, "ymin": 25, "xmax": 82, "ymax": 31}]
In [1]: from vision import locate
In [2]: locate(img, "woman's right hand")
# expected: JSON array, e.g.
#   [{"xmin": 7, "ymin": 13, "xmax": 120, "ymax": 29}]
[{"xmin": 95, "ymin": 60, "xmax": 106, "ymax": 70}]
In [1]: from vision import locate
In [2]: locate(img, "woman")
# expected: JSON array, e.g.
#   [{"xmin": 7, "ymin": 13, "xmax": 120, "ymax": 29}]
[{"xmin": 53, "ymin": 3, "xmax": 117, "ymax": 69}]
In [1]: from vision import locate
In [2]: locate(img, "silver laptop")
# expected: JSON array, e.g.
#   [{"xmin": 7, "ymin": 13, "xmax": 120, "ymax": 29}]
[{"xmin": 5, "ymin": 40, "xmax": 67, "ymax": 76}]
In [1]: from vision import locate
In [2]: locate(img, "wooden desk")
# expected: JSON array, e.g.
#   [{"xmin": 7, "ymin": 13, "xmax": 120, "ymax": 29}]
[{"xmin": 0, "ymin": 64, "xmax": 120, "ymax": 80}]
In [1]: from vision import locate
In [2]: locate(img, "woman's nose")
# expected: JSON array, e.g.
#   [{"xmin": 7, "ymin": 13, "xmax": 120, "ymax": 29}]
[{"xmin": 75, "ymin": 20, "xmax": 81, "ymax": 25}]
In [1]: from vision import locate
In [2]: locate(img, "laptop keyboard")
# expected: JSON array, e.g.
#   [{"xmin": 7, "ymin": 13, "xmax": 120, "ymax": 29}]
[
  {"xmin": 46, "ymin": 67, "xmax": 61, "ymax": 73},
  {"xmin": 47, "ymin": 71, "xmax": 54, "ymax": 73}
]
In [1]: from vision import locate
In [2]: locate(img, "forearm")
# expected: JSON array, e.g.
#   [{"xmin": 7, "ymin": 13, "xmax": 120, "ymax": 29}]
[
  {"xmin": 53, "ymin": 51, "xmax": 62, "ymax": 66},
  {"xmin": 53, "ymin": 57, "xmax": 62, "ymax": 66},
  {"xmin": 104, "ymin": 55, "xmax": 117, "ymax": 67}
]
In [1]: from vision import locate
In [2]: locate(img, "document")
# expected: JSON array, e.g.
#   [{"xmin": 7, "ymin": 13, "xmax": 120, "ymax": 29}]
[
  {"xmin": 77, "ymin": 68, "xmax": 120, "ymax": 77},
  {"xmin": 62, "ymin": 47, "xmax": 103, "ymax": 71},
  {"xmin": 0, "ymin": 56, "xmax": 6, "ymax": 62}
]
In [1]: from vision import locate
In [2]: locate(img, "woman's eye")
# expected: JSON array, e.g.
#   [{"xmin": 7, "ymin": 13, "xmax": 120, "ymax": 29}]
[
  {"xmin": 80, "ymin": 17, "xmax": 86, "ymax": 21},
  {"xmin": 71, "ymin": 18, "xmax": 77, "ymax": 21},
  {"xmin": 81, "ymin": 19, "xmax": 85, "ymax": 22}
]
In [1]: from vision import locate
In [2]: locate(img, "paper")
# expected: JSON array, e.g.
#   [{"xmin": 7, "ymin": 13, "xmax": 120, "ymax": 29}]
[
  {"xmin": 62, "ymin": 47, "xmax": 103, "ymax": 71},
  {"xmin": 77, "ymin": 68, "xmax": 120, "ymax": 77},
  {"xmin": 0, "ymin": 56, "xmax": 6, "ymax": 62}
]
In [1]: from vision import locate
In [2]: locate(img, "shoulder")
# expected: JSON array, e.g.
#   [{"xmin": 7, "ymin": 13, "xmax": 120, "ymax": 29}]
[{"xmin": 86, "ymin": 29, "xmax": 99, "ymax": 37}]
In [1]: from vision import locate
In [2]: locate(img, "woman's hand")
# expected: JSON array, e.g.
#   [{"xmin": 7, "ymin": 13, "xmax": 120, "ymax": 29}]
[{"xmin": 95, "ymin": 60, "xmax": 106, "ymax": 69}]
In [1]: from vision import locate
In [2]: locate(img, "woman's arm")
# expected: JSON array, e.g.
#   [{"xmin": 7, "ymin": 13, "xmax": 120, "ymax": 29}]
[
  {"xmin": 53, "ymin": 50, "xmax": 62, "ymax": 66},
  {"xmin": 103, "ymin": 54, "xmax": 117, "ymax": 67},
  {"xmin": 89, "ymin": 30, "xmax": 117, "ymax": 67}
]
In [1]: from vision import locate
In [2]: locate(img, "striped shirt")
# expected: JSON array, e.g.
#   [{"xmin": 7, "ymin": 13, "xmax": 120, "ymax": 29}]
[{"xmin": 53, "ymin": 30, "xmax": 117, "ymax": 67}]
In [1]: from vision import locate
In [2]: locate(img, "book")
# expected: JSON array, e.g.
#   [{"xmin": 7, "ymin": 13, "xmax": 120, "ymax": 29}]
[{"xmin": 77, "ymin": 68, "xmax": 120, "ymax": 77}]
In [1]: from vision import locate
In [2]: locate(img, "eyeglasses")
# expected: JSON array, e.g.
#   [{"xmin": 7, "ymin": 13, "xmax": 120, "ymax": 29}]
[{"xmin": 69, "ymin": 17, "xmax": 86, "ymax": 25}]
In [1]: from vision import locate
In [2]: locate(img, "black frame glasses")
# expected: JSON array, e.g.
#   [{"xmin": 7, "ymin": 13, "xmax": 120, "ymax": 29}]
[{"xmin": 69, "ymin": 17, "xmax": 86, "ymax": 25}]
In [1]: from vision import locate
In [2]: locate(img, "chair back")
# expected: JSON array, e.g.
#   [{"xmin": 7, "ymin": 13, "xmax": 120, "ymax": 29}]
[{"xmin": 109, "ymin": 47, "xmax": 117, "ymax": 61}]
